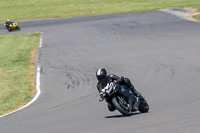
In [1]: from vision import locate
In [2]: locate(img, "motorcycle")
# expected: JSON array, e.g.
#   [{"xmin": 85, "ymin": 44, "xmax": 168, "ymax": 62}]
[
  {"xmin": 4, "ymin": 22, "xmax": 21, "ymax": 32},
  {"xmin": 99, "ymin": 82, "xmax": 149, "ymax": 116}
]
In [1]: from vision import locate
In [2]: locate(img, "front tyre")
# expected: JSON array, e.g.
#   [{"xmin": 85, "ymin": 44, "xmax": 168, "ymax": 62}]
[
  {"xmin": 112, "ymin": 96, "xmax": 132, "ymax": 116},
  {"xmin": 8, "ymin": 28, "xmax": 12, "ymax": 32}
]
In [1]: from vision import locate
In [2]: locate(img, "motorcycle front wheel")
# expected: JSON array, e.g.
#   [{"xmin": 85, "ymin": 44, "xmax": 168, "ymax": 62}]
[
  {"xmin": 112, "ymin": 96, "xmax": 132, "ymax": 116},
  {"xmin": 8, "ymin": 28, "xmax": 12, "ymax": 32}
]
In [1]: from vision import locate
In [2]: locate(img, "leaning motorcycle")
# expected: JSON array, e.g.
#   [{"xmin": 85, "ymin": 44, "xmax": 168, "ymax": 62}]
[
  {"xmin": 99, "ymin": 82, "xmax": 149, "ymax": 116},
  {"xmin": 4, "ymin": 22, "xmax": 21, "ymax": 32}
]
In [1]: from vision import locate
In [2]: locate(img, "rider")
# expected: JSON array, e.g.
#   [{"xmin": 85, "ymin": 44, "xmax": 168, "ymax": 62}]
[
  {"xmin": 96, "ymin": 68, "xmax": 142, "ymax": 112},
  {"xmin": 5, "ymin": 19, "xmax": 12, "ymax": 28}
]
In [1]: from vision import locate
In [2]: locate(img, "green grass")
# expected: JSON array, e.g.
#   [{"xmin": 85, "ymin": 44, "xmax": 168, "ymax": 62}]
[
  {"xmin": 0, "ymin": 32, "xmax": 40, "ymax": 115},
  {"xmin": 0, "ymin": 0, "xmax": 200, "ymax": 21},
  {"xmin": 194, "ymin": 14, "xmax": 200, "ymax": 20}
]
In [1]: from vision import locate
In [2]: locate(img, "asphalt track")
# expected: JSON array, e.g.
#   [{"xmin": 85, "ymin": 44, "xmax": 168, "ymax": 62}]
[{"xmin": 0, "ymin": 11, "xmax": 200, "ymax": 133}]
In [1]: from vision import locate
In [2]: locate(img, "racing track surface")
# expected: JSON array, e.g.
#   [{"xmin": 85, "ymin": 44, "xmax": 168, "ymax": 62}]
[{"xmin": 0, "ymin": 11, "xmax": 200, "ymax": 133}]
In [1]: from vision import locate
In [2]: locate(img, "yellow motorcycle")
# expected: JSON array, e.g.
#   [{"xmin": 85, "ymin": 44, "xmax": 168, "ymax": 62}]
[{"xmin": 4, "ymin": 22, "xmax": 21, "ymax": 32}]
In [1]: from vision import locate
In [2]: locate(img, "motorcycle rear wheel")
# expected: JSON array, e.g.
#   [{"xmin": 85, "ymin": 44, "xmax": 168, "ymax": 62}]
[
  {"xmin": 138, "ymin": 99, "xmax": 149, "ymax": 113},
  {"xmin": 112, "ymin": 96, "xmax": 132, "ymax": 116},
  {"xmin": 16, "ymin": 26, "xmax": 21, "ymax": 31}
]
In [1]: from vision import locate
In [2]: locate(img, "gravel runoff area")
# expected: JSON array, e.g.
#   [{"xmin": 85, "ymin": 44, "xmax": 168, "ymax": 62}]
[{"xmin": 160, "ymin": 8, "xmax": 200, "ymax": 21}]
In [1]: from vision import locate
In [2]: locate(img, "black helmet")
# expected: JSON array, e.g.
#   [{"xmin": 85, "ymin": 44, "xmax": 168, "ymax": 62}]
[{"xmin": 96, "ymin": 68, "xmax": 107, "ymax": 81}]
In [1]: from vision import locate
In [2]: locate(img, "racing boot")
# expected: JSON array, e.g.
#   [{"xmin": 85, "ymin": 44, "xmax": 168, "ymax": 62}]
[
  {"xmin": 130, "ymin": 86, "xmax": 141, "ymax": 97},
  {"xmin": 123, "ymin": 78, "xmax": 141, "ymax": 97},
  {"xmin": 132, "ymin": 97, "xmax": 139, "ymax": 111},
  {"xmin": 107, "ymin": 103, "xmax": 116, "ymax": 112}
]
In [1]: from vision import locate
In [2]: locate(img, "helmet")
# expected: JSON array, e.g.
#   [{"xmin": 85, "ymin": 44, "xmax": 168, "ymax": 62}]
[
  {"xmin": 6, "ymin": 19, "xmax": 10, "ymax": 22},
  {"xmin": 96, "ymin": 68, "xmax": 107, "ymax": 81}
]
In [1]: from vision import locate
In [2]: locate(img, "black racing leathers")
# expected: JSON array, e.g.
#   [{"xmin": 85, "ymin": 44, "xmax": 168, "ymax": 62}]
[
  {"xmin": 97, "ymin": 74, "xmax": 139, "ymax": 112},
  {"xmin": 97, "ymin": 74, "xmax": 140, "ymax": 97},
  {"xmin": 5, "ymin": 21, "xmax": 14, "ymax": 28}
]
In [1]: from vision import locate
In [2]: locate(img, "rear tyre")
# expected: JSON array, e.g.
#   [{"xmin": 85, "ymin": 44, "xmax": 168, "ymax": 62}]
[
  {"xmin": 17, "ymin": 26, "xmax": 21, "ymax": 31},
  {"xmin": 138, "ymin": 99, "xmax": 149, "ymax": 113},
  {"xmin": 112, "ymin": 96, "xmax": 132, "ymax": 116}
]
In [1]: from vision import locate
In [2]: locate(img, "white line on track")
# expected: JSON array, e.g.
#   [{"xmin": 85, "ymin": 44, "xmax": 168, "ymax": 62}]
[
  {"xmin": 0, "ymin": 36, "xmax": 42, "ymax": 118},
  {"xmin": 39, "ymin": 37, "xmax": 42, "ymax": 48}
]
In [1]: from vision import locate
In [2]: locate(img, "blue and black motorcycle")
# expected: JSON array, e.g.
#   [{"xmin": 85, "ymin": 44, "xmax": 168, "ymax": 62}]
[{"xmin": 99, "ymin": 82, "xmax": 149, "ymax": 116}]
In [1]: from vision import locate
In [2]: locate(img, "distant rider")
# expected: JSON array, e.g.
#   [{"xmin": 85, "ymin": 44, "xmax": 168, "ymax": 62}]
[
  {"xmin": 4, "ymin": 19, "xmax": 14, "ymax": 28},
  {"xmin": 96, "ymin": 68, "xmax": 142, "ymax": 112}
]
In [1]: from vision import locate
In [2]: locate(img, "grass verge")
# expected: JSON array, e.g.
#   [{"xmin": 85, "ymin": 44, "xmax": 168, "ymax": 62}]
[
  {"xmin": 0, "ymin": 0, "xmax": 200, "ymax": 21},
  {"xmin": 194, "ymin": 14, "xmax": 200, "ymax": 20},
  {"xmin": 0, "ymin": 32, "xmax": 40, "ymax": 115}
]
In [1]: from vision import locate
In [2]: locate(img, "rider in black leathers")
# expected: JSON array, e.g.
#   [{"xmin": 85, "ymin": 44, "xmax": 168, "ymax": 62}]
[
  {"xmin": 5, "ymin": 19, "xmax": 12, "ymax": 28},
  {"xmin": 96, "ymin": 68, "xmax": 141, "ymax": 112}
]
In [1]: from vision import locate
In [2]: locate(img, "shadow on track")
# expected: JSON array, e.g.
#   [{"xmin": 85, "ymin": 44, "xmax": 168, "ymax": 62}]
[{"xmin": 105, "ymin": 112, "xmax": 141, "ymax": 118}]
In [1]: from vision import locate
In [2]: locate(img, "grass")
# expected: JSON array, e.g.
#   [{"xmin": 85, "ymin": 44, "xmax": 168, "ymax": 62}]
[
  {"xmin": 194, "ymin": 14, "xmax": 200, "ymax": 20},
  {"xmin": 0, "ymin": 32, "xmax": 40, "ymax": 115},
  {"xmin": 0, "ymin": 0, "xmax": 200, "ymax": 22}
]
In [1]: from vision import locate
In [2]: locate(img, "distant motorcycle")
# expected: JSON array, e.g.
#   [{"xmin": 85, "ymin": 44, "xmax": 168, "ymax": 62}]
[
  {"xmin": 4, "ymin": 22, "xmax": 21, "ymax": 32},
  {"xmin": 99, "ymin": 82, "xmax": 149, "ymax": 116}
]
